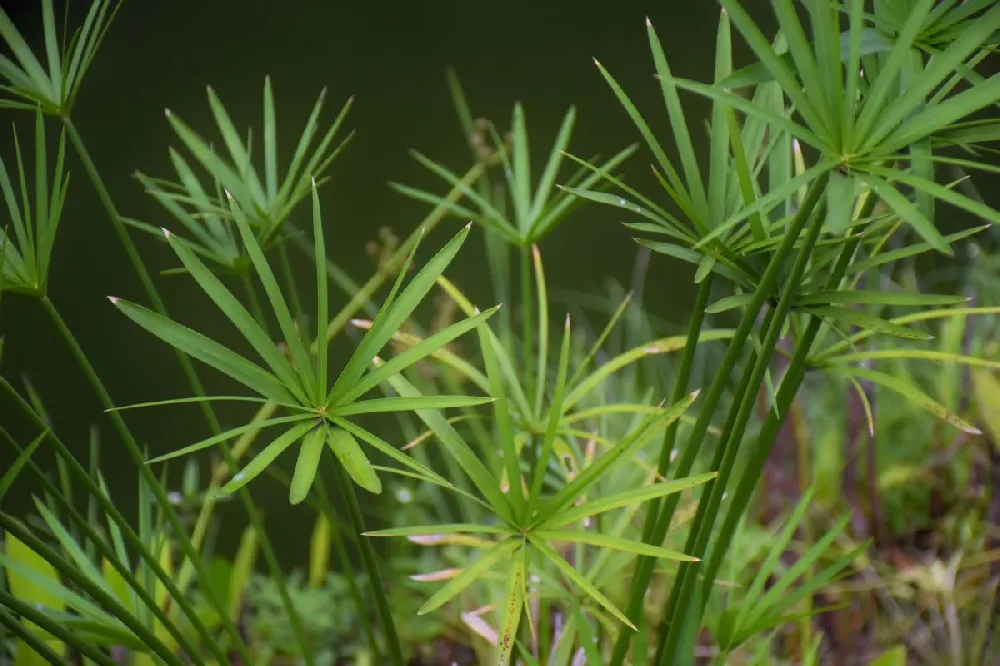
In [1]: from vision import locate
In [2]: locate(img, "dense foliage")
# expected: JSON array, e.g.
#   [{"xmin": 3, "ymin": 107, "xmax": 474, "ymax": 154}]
[{"xmin": 2, "ymin": 1, "xmax": 1000, "ymax": 665}]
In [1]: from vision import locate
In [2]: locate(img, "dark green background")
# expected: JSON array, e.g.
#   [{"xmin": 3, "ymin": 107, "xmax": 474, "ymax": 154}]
[{"xmin": 0, "ymin": 0, "xmax": 817, "ymax": 566}]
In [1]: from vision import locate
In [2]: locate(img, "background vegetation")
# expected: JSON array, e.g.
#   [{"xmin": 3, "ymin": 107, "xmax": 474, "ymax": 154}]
[{"xmin": 2, "ymin": 1, "xmax": 1000, "ymax": 665}]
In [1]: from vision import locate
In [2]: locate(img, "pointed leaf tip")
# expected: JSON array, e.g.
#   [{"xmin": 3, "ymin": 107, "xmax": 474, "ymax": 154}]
[
  {"xmin": 164, "ymin": 109, "xmax": 171, "ymax": 117},
  {"xmin": 160, "ymin": 227, "xmax": 171, "ymax": 238},
  {"xmin": 691, "ymin": 389, "xmax": 701, "ymax": 398},
  {"xmin": 565, "ymin": 312, "xmax": 571, "ymax": 327},
  {"xmin": 107, "ymin": 296, "xmax": 119, "ymax": 305},
  {"xmin": 464, "ymin": 221, "xmax": 473, "ymax": 230},
  {"xmin": 645, "ymin": 16, "xmax": 651, "ymax": 26},
  {"xmin": 224, "ymin": 189, "xmax": 233, "ymax": 201}
]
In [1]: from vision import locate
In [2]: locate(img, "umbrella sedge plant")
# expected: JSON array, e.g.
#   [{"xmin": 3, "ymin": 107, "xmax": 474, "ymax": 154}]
[
  {"xmin": 566, "ymin": 2, "xmax": 1000, "ymax": 664},
  {"xmin": 2, "ymin": 0, "xmax": 1000, "ymax": 664},
  {"xmin": 105, "ymin": 182, "xmax": 501, "ymax": 663}
]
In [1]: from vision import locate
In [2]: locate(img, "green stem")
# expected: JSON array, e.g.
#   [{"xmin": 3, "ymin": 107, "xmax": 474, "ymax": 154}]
[
  {"xmin": 38, "ymin": 295, "xmax": 252, "ymax": 662},
  {"xmin": 796, "ymin": 395, "xmax": 813, "ymax": 654},
  {"xmin": 654, "ymin": 195, "xmax": 829, "ymax": 665},
  {"xmin": 0, "ymin": 435, "xmax": 205, "ymax": 663},
  {"xmin": 277, "ymin": 240, "xmax": 307, "ymax": 338},
  {"xmin": 61, "ymin": 116, "xmax": 221, "ymax": 435},
  {"xmin": 607, "ymin": 172, "xmax": 829, "ymax": 666},
  {"xmin": 0, "ymin": 592, "xmax": 118, "ymax": 666},
  {"xmin": 334, "ymin": 461, "xmax": 406, "ymax": 666},
  {"xmin": 241, "ymin": 269, "xmax": 272, "ymax": 338},
  {"xmin": 0, "ymin": 514, "xmax": 185, "ymax": 666},
  {"xmin": 0, "ymin": 607, "xmax": 67, "ymax": 666},
  {"xmin": 645, "ymin": 275, "xmax": 715, "ymax": 530},
  {"xmin": 0, "ymin": 379, "xmax": 233, "ymax": 666},
  {"xmin": 607, "ymin": 275, "xmax": 713, "ymax": 662},
  {"xmin": 696, "ymin": 223, "xmax": 870, "ymax": 618},
  {"xmin": 61, "ymin": 118, "xmax": 317, "ymax": 665}
]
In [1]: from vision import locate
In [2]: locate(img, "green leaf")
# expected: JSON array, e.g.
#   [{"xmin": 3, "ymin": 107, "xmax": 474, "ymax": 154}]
[
  {"xmin": 536, "ymin": 530, "xmax": 697, "ymax": 561},
  {"xmin": 0, "ymin": 431, "xmax": 43, "ymax": 504},
  {"xmin": 408, "ymin": 151, "xmax": 511, "ymax": 234},
  {"xmin": 380, "ymin": 361, "xmax": 514, "ymax": 523},
  {"xmin": 647, "ymin": 18, "xmax": 709, "ymax": 221},
  {"xmin": 863, "ymin": 176, "xmax": 949, "ymax": 255},
  {"xmin": 972, "ymin": 369, "xmax": 1000, "ymax": 452},
  {"xmin": 330, "ymin": 223, "xmax": 471, "ymax": 402},
  {"xmin": 542, "ymin": 391, "xmax": 699, "ymax": 521},
  {"xmin": 363, "ymin": 524, "xmax": 509, "ymax": 538},
  {"xmin": 228, "ymin": 525, "xmax": 258, "ymax": 621},
  {"xmin": 707, "ymin": 293, "xmax": 755, "ymax": 314},
  {"xmin": 847, "ymin": 224, "xmax": 987, "ymax": 274},
  {"xmin": 593, "ymin": 57, "xmax": 691, "ymax": 216},
  {"xmin": 312, "ymin": 181, "xmax": 328, "ymax": 398},
  {"xmin": 529, "ymin": 106, "xmax": 576, "ymax": 226},
  {"xmin": 263, "ymin": 77, "xmax": 278, "ymax": 202},
  {"xmin": 111, "ymin": 298, "xmax": 295, "ymax": 403},
  {"xmin": 330, "ymin": 395, "xmax": 492, "ymax": 417},
  {"xmin": 564, "ymin": 331, "xmax": 732, "ymax": 411},
  {"xmin": 332, "ymin": 418, "xmax": 452, "ymax": 489},
  {"xmin": 511, "ymin": 103, "xmax": 532, "ymax": 234},
  {"xmin": 827, "ymin": 366, "xmax": 980, "ymax": 434},
  {"xmin": 226, "ymin": 194, "xmax": 316, "ymax": 398},
  {"xmin": 497, "ymin": 548, "xmax": 526, "ymax": 664},
  {"xmin": 828, "ymin": 349, "xmax": 1000, "ymax": 372},
  {"xmin": 804, "ymin": 306, "xmax": 932, "ymax": 341},
  {"xmin": 417, "ymin": 538, "xmax": 520, "ymax": 615},
  {"xmin": 220, "ymin": 422, "xmax": 315, "ymax": 495},
  {"xmin": 541, "ymin": 473, "xmax": 716, "ymax": 528},
  {"xmin": 528, "ymin": 313, "xmax": 573, "ymax": 508},
  {"xmin": 326, "ymin": 426, "xmax": 381, "ymax": 494},
  {"xmin": 339, "ymin": 305, "xmax": 500, "ymax": 404},
  {"xmin": 206, "ymin": 86, "xmax": 265, "ymax": 205},
  {"xmin": 529, "ymin": 536, "xmax": 635, "ymax": 630},
  {"xmin": 146, "ymin": 414, "xmax": 314, "ymax": 464},
  {"xmin": 164, "ymin": 109, "xmax": 255, "ymax": 210},
  {"xmin": 795, "ymin": 290, "xmax": 966, "ymax": 308},
  {"xmin": 289, "ymin": 426, "xmax": 325, "ymax": 504}
]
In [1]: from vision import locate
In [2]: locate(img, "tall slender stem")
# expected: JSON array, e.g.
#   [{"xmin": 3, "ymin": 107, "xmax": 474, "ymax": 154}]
[
  {"xmin": 609, "ymin": 275, "xmax": 714, "ymax": 657},
  {"xmin": 0, "ymin": 431, "xmax": 207, "ymax": 664},
  {"xmin": 0, "ymin": 515, "xmax": 185, "ymax": 666},
  {"xmin": 39, "ymin": 295, "xmax": 253, "ymax": 663},
  {"xmin": 696, "ymin": 219, "xmax": 872, "ymax": 616},
  {"xmin": 59, "ymin": 118, "xmax": 318, "ymax": 665},
  {"xmin": 0, "ymin": 375, "xmax": 234, "ymax": 666},
  {"xmin": 654, "ymin": 195, "xmax": 829, "ymax": 665},
  {"xmin": 62, "ymin": 116, "xmax": 221, "ymax": 435},
  {"xmin": 607, "ymin": 172, "xmax": 830, "ymax": 666},
  {"xmin": 241, "ymin": 270, "xmax": 272, "ymax": 338},
  {"xmin": 334, "ymin": 461, "xmax": 406, "ymax": 666}
]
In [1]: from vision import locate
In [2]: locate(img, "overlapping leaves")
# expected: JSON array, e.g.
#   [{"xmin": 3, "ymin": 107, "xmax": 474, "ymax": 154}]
[
  {"xmin": 357, "ymin": 245, "xmax": 721, "ymax": 661},
  {"xmin": 0, "ymin": 109, "xmax": 68, "ymax": 296},
  {"xmin": 390, "ymin": 71, "xmax": 636, "ymax": 247},
  {"xmin": 111, "ymin": 183, "xmax": 494, "ymax": 504},
  {"xmin": 128, "ymin": 78, "xmax": 353, "ymax": 269},
  {"xmin": 0, "ymin": 0, "xmax": 121, "ymax": 114}
]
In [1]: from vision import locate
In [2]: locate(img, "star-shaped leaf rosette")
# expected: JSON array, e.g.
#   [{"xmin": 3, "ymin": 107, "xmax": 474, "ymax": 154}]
[{"xmin": 108, "ymin": 184, "xmax": 497, "ymax": 505}]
